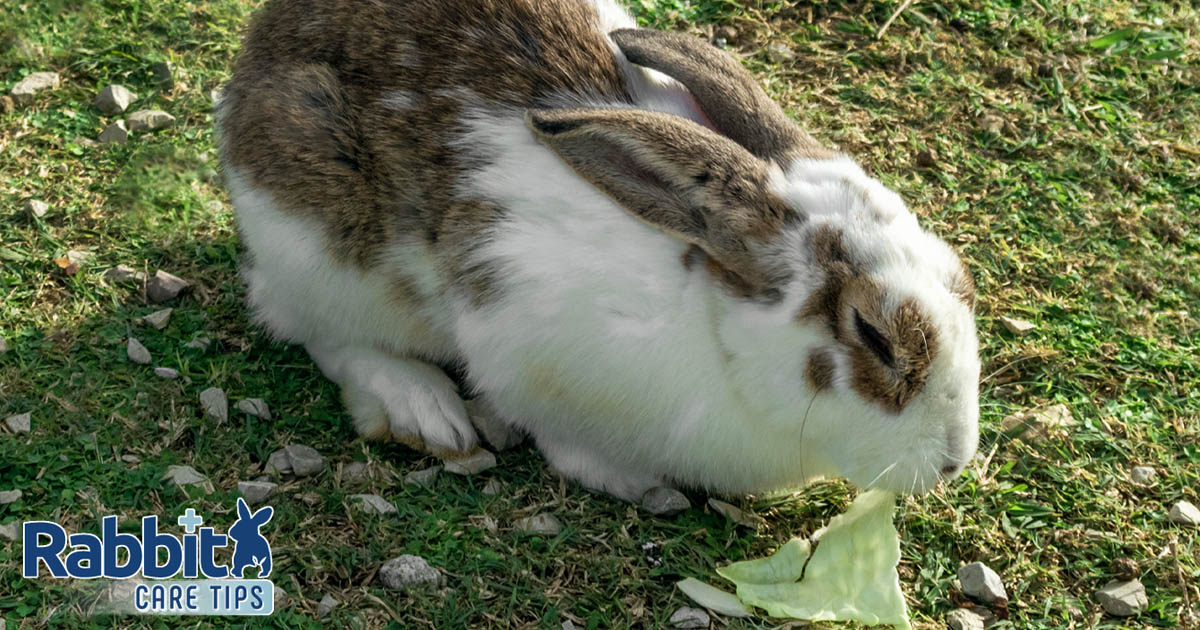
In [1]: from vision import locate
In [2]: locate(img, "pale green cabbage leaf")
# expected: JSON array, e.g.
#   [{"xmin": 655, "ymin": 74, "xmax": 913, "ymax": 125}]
[{"xmin": 715, "ymin": 490, "xmax": 911, "ymax": 630}]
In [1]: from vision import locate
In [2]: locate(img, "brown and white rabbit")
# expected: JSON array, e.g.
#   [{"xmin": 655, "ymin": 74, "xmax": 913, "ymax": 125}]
[{"xmin": 217, "ymin": 0, "xmax": 980, "ymax": 501}]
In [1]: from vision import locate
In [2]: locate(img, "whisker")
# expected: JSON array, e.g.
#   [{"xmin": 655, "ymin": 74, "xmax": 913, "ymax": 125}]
[
  {"xmin": 798, "ymin": 392, "xmax": 819, "ymax": 485},
  {"xmin": 866, "ymin": 460, "xmax": 900, "ymax": 489}
]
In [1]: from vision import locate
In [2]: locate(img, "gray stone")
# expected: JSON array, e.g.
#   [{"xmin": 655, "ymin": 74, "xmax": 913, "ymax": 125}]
[
  {"xmin": 482, "ymin": 479, "xmax": 502, "ymax": 496},
  {"xmin": 66, "ymin": 250, "xmax": 94, "ymax": 267},
  {"xmin": 379, "ymin": 555, "xmax": 443, "ymax": 591},
  {"xmin": 0, "ymin": 490, "xmax": 22, "ymax": 504},
  {"xmin": 127, "ymin": 109, "xmax": 175, "ymax": 131},
  {"xmin": 161, "ymin": 465, "xmax": 213, "ymax": 493},
  {"xmin": 11, "ymin": 71, "xmax": 60, "ymax": 105},
  {"xmin": 98, "ymin": 120, "xmax": 128, "ymax": 145},
  {"xmin": 350, "ymin": 493, "xmax": 397, "ymax": 515},
  {"xmin": 999, "ymin": 316, "xmax": 1036, "ymax": 336},
  {"xmin": 341, "ymin": 461, "xmax": 369, "ymax": 483},
  {"xmin": 199, "ymin": 387, "xmax": 228, "ymax": 424},
  {"xmin": 767, "ymin": 43, "xmax": 795, "ymax": 63},
  {"xmin": 0, "ymin": 521, "xmax": 22, "ymax": 542},
  {"xmin": 1168, "ymin": 500, "xmax": 1200, "ymax": 526},
  {"xmin": 514, "ymin": 513, "xmax": 563, "ymax": 536},
  {"xmin": 236, "ymin": 398, "xmax": 271, "ymax": 420},
  {"xmin": 183, "ymin": 336, "xmax": 211, "ymax": 351},
  {"xmin": 707, "ymin": 498, "xmax": 764, "ymax": 528},
  {"xmin": 146, "ymin": 270, "xmax": 190, "ymax": 302},
  {"xmin": 273, "ymin": 586, "xmax": 290, "ymax": 610},
  {"xmin": 237, "ymin": 480, "xmax": 277, "ymax": 506},
  {"xmin": 959, "ymin": 562, "xmax": 1007, "ymax": 603},
  {"xmin": 1095, "ymin": 579, "xmax": 1147, "ymax": 617},
  {"xmin": 443, "ymin": 449, "xmax": 496, "ymax": 475},
  {"xmin": 1000, "ymin": 404, "xmax": 1074, "ymax": 442},
  {"xmin": 1131, "ymin": 466, "xmax": 1157, "ymax": 485},
  {"xmin": 126, "ymin": 338, "xmax": 151, "ymax": 364},
  {"xmin": 561, "ymin": 622, "xmax": 579, "ymax": 630},
  {"xmin": 23, "ymin": 199, "xmax": 49, "ymax": 218},
  {"xmin": 642, "ymin": 487, "xmax": 691, "ymax": 516},
  {"xmin": 93, "ymin": 85, "xmax": 137, "ymax": 115},
  {"xmin": 465, "ymin": 398, "xmax": 524, "ymax": 450},
  {"xmin": 265, "ymin": 449, "xmax": 293, "ymax": 475},
  {"xmin": 285, "ymin": 444, "xmax": 326, "ymax": 477},
  {"xmin": 947, "ymin": 607, "xmax": 987, "ymax": 630},
  {"xmin": 153, "ymin": 366, "xmax": 179, "ymax": 379},
  {"xmin": 404, "ymin": 465, "xmax": 442, "ymax": 488},
  {"xmin": 317, "ymin": 594, "xmax": 338, "ymax": 618},
  {"xmin": 121, "ymin": 454, "xmax": 141, "ymax": 464},
  {"xmin": 142, "ymin": 308, "xmax": 172, "ymax": 330},
  {"xmin": 5, "ymin": 412, "xmax": 31, "ymax": 433},
  {"xmin": 106, "ymin": 265, "xmax": 146, "ymax": 286},
  {"xmin": 669, "ymin": 606, "xmax": 710, "ymax": 629}
]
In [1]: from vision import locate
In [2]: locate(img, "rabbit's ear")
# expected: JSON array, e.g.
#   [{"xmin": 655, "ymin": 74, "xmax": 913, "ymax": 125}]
[
  {"xmin": 237, "ymin": 497, "xmax": 252, "ymax": 520},
  {"xmin": 609, "ymin": 28, "xmax": 831, "ymax": 164},
  {"xmin": 527, "ymin": 107, "xmax": 796, "ymax": 297},
  {"xmin": 253, "ymin": 506, "xmax": 274, "ymax": 524}
]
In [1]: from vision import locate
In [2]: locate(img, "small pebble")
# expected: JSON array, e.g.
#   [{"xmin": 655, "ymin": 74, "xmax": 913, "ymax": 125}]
[
  {"xmin": 142, "ymin": 308, "xmax": 172, "ymax": 330},
  {"xmin": 0, "ymin": 490, "xmax": 22, "ymax": 505},
  {"xmin": 1168, "ymin": 500, "xmax": 1200, "ymax": 527},
  {"xmin": 379, "ymin": 555, "xmax": 444, "ymax": 591},
  {"xmin": 161, "ymin": 465, "xmax": 213, "ymax": 493},
  {"xmin": 146, "ymin": 270, "xmax": 191, "ymax": 302},
  {"xmin": 236, "ymin": 398, "xmax": 271, "ymax": 420},
  {"xmin": 443, "ymin": 449, "xmax": 497, "ymax": 475},
  {"xmin": 669, "ymin": 606, "xmax": 710, "ymax": 629},
  {"xmin": 106, "ymin": 264, "xmax": 146, "ymax": 286},
  {"xmin": 341, "ymin": 461, "xmax": 369, "ymax": 483},
  {"xmin": 1095, "ymin": 579, "xmax": 1148, "ymax": 617},
  {"xmin": 317, "ymin": 594, "xmax": 338, "ymax": 618},
  {"xmin": 707, "ymin": 498, "xmax": 763, "ymax": 528},
  {"xmin": 99, "ymin": 120, "xmax": 129, "ymax": 145},
  {"xmin": 237, "ymin": 480, "xmax": 277, "ymax": 506},
  {"xmin": 23, "ymin": 199, "xmax": 49, "ymax": 218},
  {"xmin": 4, "ymin": 412, "xmax": 31, "ymax": 433},
  {"xmin": 349, "ymin": 493, "xmax": 397, "ymax": 515},
  {"xmin": 641, "ymin": 487, "xmax": 691, "ymax": 516},
  {"xmin": 265, "ymin": 449, "xmax": 293, "ymax": 475},
  {"xmin": 404, "ymin": 465, "xmax": 442, "ymax": 488},
  {"xmin": 946, "ymin": 607, "xmax": 986, "ymax": 630},
  {"xmin": 513, "ymin": 513, "xmax": 563, "ymax": 536},
  {"xmin": 183, "ymin": 336, "xmax": 211, "ymax": 351},
  {"xmin": 127, "ymin": 109, "xmax": 175, "ymax": 131},
  {"xmin": 126, "ymin": 338, "xmax": 151, "ymax": 364},
  {"xmin": 121, "ymin": 454, "xmax": 141, "ymax": 464},
  {"xmin": 999, "ymin": 316, "xmax": 1036, "ymax": 336},
  {"xmin": 481, "ymin": 479, "xmax": 502, "ymax": 496},
  {"xmin": 959, "ymin": 562, "xmax": 1008, "ymax": 603},
  {"xmin": 0, "ymin": 521, "xmax": 21, "ymax": 541},
  {"xmin": 153, "ymin": 366, "xmax": 179, "ymax": 379},
  {"xmin": 1130, "ymin": 466, "xmax": 1157, "ymax": 484},
  {"xmin": 199, "ymin": 387, "xmax": 228, "ymax": 424},
  {"xmin": 10, "ymin": 71, "xmax": 60, "ymax": 105},
  {"xmin": 284, "ymin": 444, "xmax": 326, "ymax": 476},
  {"xmin": 93, "ymin": 84, "xmax": 138, "ymax": 115}
]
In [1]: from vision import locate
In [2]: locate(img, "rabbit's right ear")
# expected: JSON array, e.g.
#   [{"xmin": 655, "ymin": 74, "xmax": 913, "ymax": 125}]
[
  {"xmin": 253, "ymin": 505, "xmax": 274, "ymax": 524},
  {"xmin": 527, "ymin": 107, "xmax": 796, "ymax": 298},
  {"xmin": 237, "ymin": 497, "xmax": 252, "ymax": 520}
]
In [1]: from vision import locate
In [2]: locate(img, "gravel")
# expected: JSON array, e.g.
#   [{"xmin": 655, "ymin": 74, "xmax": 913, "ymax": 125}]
[
  {"xmin": 0, "ymin": 490, "xmax": 22, "ymax": 505},
  {"xmin": 10, "ymin": 72, "xmax": 60, "ymax": 105},
  {"xmin": 946, "ymin": 607, "xmax": 987, "ymax": 630},
  {"xmin": 350, "ymin": 494, "xmax": 397, "ymax": 515},
  {"xmin": 98, "ymin": 120, "xmax": 128, "ymax": 144},
  {"xmin": 379, "ymin": 555, "xmax": 444, "ymax": 591},
  {"xmin": 237, "ymin": 480, "xmax": 277, "ymax": 506},
  {"xmin": 142, "ymin": 308, "xmax": 172, "ymax": 330},
  {"xmin": 317, "ymin": 594, "xmax": 338, "ymax": 618},
  {"xmin": 443, "ymin": 449, "xmax": 497, "ymax": 475},
  {"xmin": 146, "ymin": 270, "xmax": 191, "ymax": 302},
  {"xmin": 668, "ymin": 606, "xmax": 710, "ymax": 629},
  {"xmin": 999, "ymin": 316, "xmax": 1036, "ymax": 336},
  {"xmin": 93, "ymin": 84, "xmax": 138, "ymax": 115},
  {"xmin": 641, "ymin": 487, "xmax": 691, "ymax": 516},
  {"xmin": 23, "ymin": 199, "xmax": 49, "ymax": 218},
  {"xmin": 513, "ymin": 513, "xmax": 563, "ymax": 536},
  {"xmin": 236, "ymin": 398, "xmax": 271, "ymax": 420},
  {"xmin": 161, "ymin": 465, "xmax": 213, "ymax": 494},
  {"xmin": 1168, "ymin": 500, "xmax": 1200, "ymax": 526},
  {"xmin": 126, "ymin": 338, "xmax": 151, "ymax": 364},
  {"xmin": 5, "ymin": 412, "xmax": 31, "ymax": 433},
  {"xmin": 959, "ymin": 562, "xmax": 1008, "ymax": 603},
  {"xmin": 1095, "ymin": 579, "xmax": 1148, "ymax": 617},
  {"xmin": 153, "ymin": 367, "xmax": 179, "ymax": 379},
  {"xmin": 1130, "ymin": 466, "xmax": 1157, "ymax": 485},
  {"xmin": 404, "ymin": 466, "xmax": 442, "ymax": 488},
  {"xmin": 199, "ymin": 387, "xmax": 228, "ymax": 424},
  {"xmin": 127, "ymin": 109, "xmax": 175, "ymax": 131}
]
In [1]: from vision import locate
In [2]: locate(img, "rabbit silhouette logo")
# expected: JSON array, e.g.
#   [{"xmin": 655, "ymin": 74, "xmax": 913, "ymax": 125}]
[{"xmin": 229, "ymin": 498, "xmax": 273, "ymax": 579}]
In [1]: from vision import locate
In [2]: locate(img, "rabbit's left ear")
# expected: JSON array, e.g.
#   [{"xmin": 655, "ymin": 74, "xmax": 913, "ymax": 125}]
[
  {"xmin": 237, "ymin": 497, "xmax": 252, "ymax": 520},
  {"xmin": 527, "ymin": 107, "xmax": 796, "ymax": 298},
  {"xmin": 253, "ymin": 506, "xmax": 274, "ymax": 524}
]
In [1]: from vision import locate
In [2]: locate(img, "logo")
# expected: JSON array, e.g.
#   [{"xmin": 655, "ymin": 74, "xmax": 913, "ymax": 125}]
[{"xmin": 22, "ymin": 498, "xmax": 274, "ymax": 615}]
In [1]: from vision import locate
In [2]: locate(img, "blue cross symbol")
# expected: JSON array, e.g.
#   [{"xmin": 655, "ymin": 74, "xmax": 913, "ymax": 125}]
[{"xmin": 177, "ymin": 508, "xmax": 204, "ymax": 534}]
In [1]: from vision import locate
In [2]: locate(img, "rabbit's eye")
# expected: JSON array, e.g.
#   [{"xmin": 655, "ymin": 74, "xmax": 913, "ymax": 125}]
[{"xmin": 854, "ymin": 309, "xmax": 894, "ymax": 367}]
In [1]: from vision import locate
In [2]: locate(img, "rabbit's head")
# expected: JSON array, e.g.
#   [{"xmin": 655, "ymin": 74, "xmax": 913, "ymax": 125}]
[{"xmin": 526, "ymin": 29, "xmax": 979, "ymax": 494}]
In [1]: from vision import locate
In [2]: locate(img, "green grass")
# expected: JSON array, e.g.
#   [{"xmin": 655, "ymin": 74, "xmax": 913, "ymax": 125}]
[{"xmin": 2, "ymin": 0, "xmax": 1198, "ymax": 628}]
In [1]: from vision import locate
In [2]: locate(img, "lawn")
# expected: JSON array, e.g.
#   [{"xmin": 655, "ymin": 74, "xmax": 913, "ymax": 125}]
[{"xmin": 1, "ymin": 0, "xmax": 1198, "ymax": 628}]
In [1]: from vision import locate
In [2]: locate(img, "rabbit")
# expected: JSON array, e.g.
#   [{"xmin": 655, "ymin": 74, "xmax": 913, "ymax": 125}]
[
  {"xmin": 229, "ymin": 498, "xmax": 273, "ymax": 579},
  {"xmin": 216, "ymin": 0, "xmax": 980, "ymax": 501}
]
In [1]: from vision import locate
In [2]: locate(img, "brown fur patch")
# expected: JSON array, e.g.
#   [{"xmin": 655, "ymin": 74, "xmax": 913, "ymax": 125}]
[
  {"xmin": 805, "ymin": 349, "xmax": 835, "ymax": 391},
  {"xmin": 609, "ymin": 28, "xmax": 834, "ymax": 164},
  {"xmin": 949, "ymin": 264, "xmax": 976, "ymax": 309},
  {"xmin": 847, "ymin": 300, "xmax": 938, "ymax": 413},
  {"xmin": 221, "ymin": 0, "xmax": 631, "ymax": 273}
]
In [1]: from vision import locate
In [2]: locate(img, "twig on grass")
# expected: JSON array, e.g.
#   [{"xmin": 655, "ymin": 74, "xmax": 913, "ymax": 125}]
[{"xmin": 876, "ymin": 0, "xmax": 917, "ymax": 40}]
